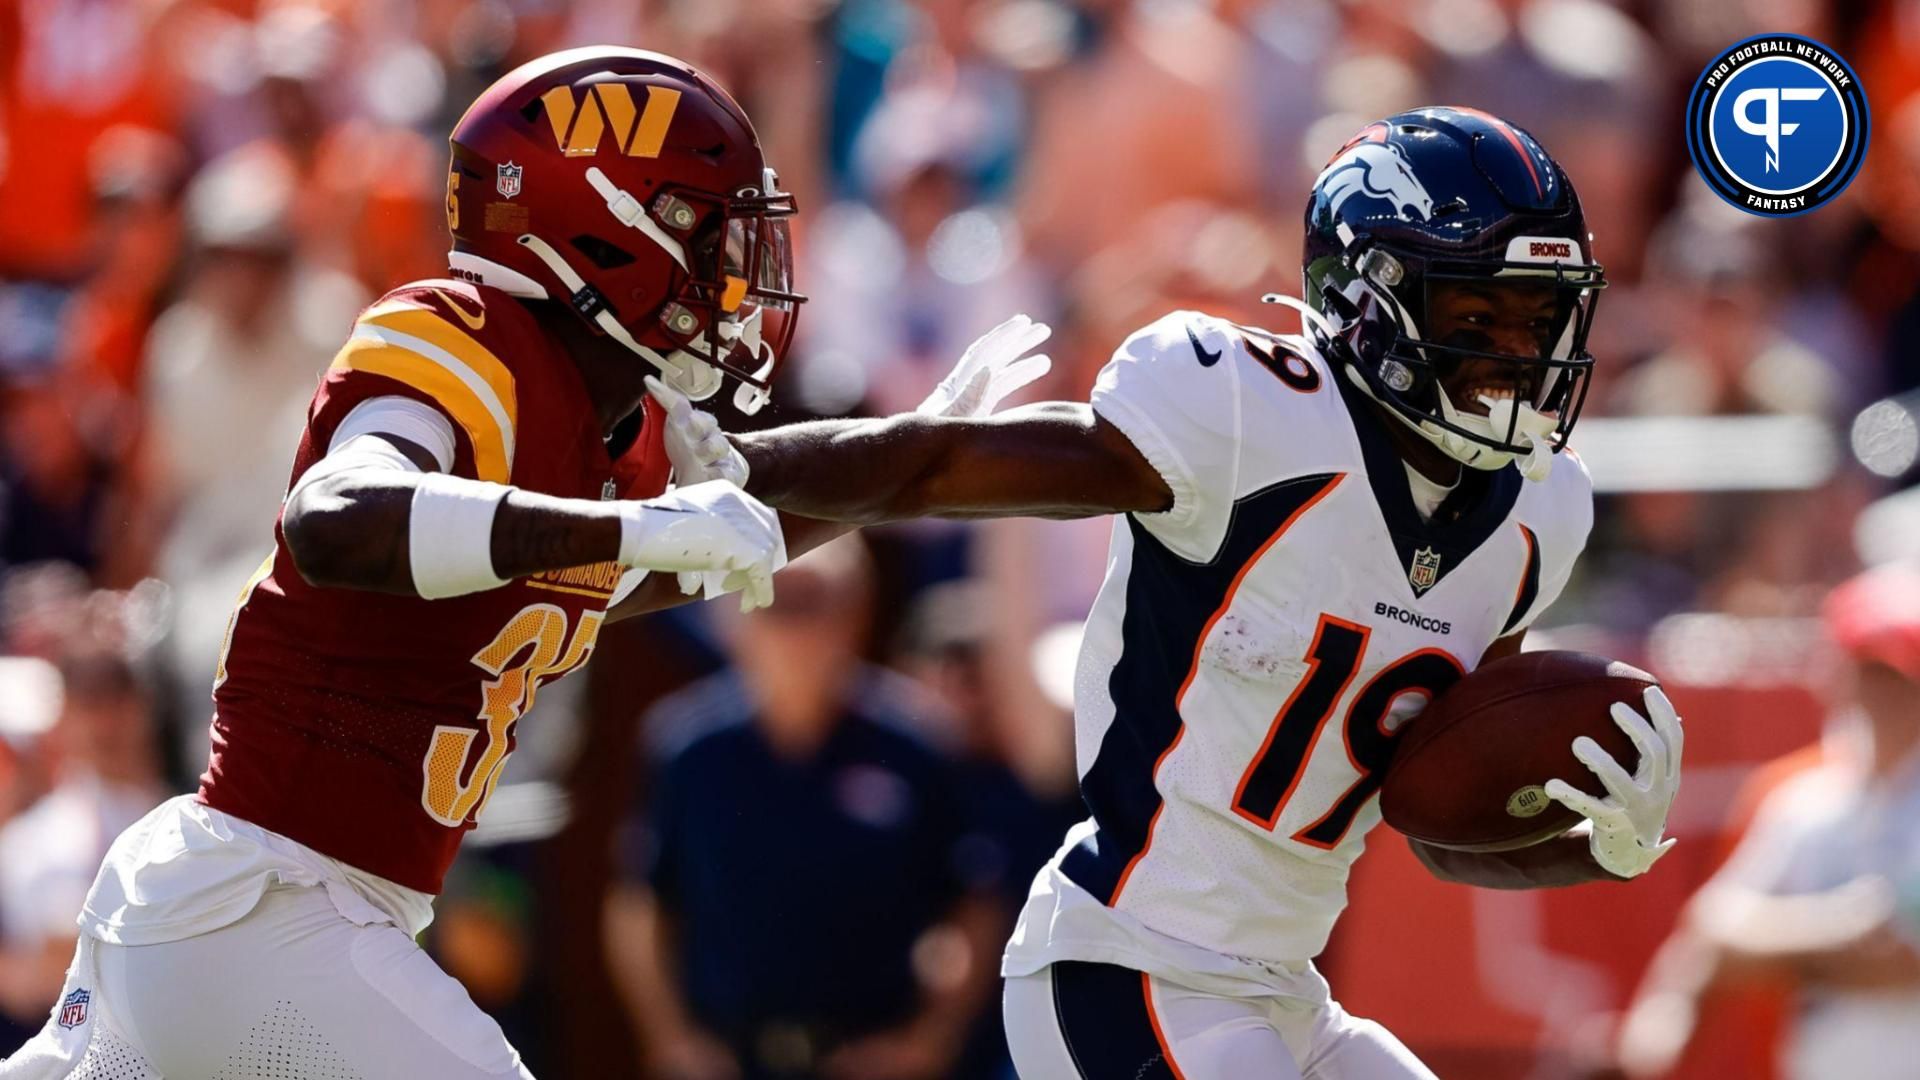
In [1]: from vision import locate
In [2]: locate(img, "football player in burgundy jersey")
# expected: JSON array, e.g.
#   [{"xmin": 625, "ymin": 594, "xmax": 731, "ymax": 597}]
[{"xmin": 2, "ymin": 48, "xmax": 863, "ymax": 1079}]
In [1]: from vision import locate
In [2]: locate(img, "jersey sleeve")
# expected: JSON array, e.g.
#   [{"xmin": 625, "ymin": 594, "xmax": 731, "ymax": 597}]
[
  {"xmin": 1506, "ymin": 449, "xmax": 1595, "ymax": 635},
  {"xmin": 311, "ymin": 287, "xmax": 521, "ymax": 483},
  {"xmin": 1090, "ymin": 311, "xmax": 1243, "ymax": 562}
]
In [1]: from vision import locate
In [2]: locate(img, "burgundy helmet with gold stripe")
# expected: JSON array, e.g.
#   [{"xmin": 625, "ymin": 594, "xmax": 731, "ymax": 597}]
[{"xmin": 446, "ymin": 47, "xmax": 803, "ymax": 413}]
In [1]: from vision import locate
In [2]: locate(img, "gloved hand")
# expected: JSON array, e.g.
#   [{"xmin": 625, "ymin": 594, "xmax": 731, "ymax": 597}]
[
  {"xmin": 616, "ymin": 480, "xmax": 787, "ymax": 612},
  {"xmin": 646, "ymin": 374, "xmax": 750, "ymax": 488},
  {"xmin": 917, "ymin": 314, "xmax": 1053, "ymax": 418},
  {"xmin": 1546, "ymin": 686, "xmax": 1684, "ymax": 879}
]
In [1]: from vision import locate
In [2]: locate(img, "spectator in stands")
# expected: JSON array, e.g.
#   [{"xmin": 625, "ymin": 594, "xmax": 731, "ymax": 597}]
[
  {"xmin": 142, "ymin": 142, "xmax": 368, "ymax": 755},
  {"xmin": 1614, "ymin": 562, "xmax": 1920, "ymax": 1080},
  {"xmin": 1613, "ymin": 203, "xmax": 1842, "ymax": 421},
  {"xmin": 797, "ymin": 82, "xmax": 1048, "ymax": 418},
  {"xmin": 0, "ymin": 647, "xmax": 163, "ymax": 1042},
  {"xmin": 0, "ymin": 655, "xmax": 61, "ymax": 1053},
  {"xmin": 606, "ymin": 538, "xmax": 1003, "ymax": 1080}
]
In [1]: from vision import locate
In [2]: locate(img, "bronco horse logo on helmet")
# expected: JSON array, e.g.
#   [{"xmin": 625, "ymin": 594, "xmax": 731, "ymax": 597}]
[{"xmin": 1317, "ymin": 142, "xmax": 1435, "ymax": 223}]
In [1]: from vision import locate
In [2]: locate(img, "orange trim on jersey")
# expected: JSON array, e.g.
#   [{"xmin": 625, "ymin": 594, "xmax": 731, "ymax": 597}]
[
  {"xmin": 1513, "ymin": 523, "xmax": 1539, "ymax": 615},
  {"xmin": 1109, "ymin": 472, "xmax": 1347, "ymax": 904},
  {"xmin": 1141, "ymin": 972, "xmax": 1190, "ymax": 1080},
  {"xmin": 330, "ymin": 341, "xmax": 513, "ymax": 483},
  {"xmin": 1108, "ymin": 731, "xmax": 1185, "ymax": 904},
  {"xmin": 359, "ymin": 302, "xmax": 518, "ymax": 430},
  {"xmin": 1234, "ymin": 614, "xmax": 1371, "ymax": 831},
  {"xmin": 1176, "ymin": 474, "xmax": 1346, "ymax": 710},
  {"xmin": 1289, "ymin": 645, "xmax": 1465, "ymax": 851}
]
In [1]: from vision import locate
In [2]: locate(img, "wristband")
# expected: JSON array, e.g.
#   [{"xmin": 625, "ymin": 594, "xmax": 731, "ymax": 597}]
[{"xmin": 409, "ymin": 472, "xmax": 514, "ymax": 598}]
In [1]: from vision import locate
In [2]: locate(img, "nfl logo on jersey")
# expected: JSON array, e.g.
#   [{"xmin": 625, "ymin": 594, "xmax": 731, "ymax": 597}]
[
  {"xmin": 57, "ymin": 988, "xmax": 88, "ymax": 1029},
  {"xmin": 1408, "ymin": 547, "xmax": 1443, "ymax": 594},
  {"xmin": 496, "ymin": 161, "xmax": 523, "ymax": 199}
]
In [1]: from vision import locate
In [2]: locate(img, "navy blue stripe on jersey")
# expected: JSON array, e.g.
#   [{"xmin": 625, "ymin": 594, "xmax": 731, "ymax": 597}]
[
  {"xmin": 1332, "ymin": 369, "xmax": 1521, "ymax": 596},
  {"xmin": 1050, "ymin": 962, "xmax": 1181, "ymax": 1080},
  {"xmin": 1061, "ymin": 473, "xmax": 1342, "ymax": 905},
  {"xmin": 1501, "ymin": 523, "xmax": 1542, "ymax": 635}
]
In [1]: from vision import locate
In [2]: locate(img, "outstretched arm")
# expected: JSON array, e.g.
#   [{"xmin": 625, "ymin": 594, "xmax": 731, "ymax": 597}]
[
  {"xmin": 282, "ymin": 423, "xmax": 784, "ymax": 607},
  {"xmin": 611, "ymin": 314, "xmax": 1164, "ymax": 616},
  {"xmin": 737, "ymin": 403, "xmax": 1173, "ymax": 524},
  {"xmin": 609, "ymin": 403, "xmax": 1170, "ymax": 619}
]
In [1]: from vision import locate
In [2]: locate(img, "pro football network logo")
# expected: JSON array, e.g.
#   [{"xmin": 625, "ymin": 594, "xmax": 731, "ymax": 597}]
[
  {"xmin": 57, "ymin": 988, "xmax": 89, "ymax": 1029},
  {"xmin": 1685, "ymin": 34, "xmax": 1869, "ymax": 217}
]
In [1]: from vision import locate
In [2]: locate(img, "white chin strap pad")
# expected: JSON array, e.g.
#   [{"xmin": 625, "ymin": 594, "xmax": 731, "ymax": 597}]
[{"xmin": 1427, "ymin": 388, "xmax": 1558, "ymax": 481}]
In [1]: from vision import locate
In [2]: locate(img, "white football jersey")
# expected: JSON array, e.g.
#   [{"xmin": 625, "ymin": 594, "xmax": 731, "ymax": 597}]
[{"xmin": 1002, "ymin": 311, "xmax": 1592, "ymax": 1001}]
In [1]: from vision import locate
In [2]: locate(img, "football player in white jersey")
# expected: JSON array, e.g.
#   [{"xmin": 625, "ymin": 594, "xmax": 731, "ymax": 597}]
[{"xmin": 655, "ymin": 107, "xmax": 1683, "ymax": 1079}]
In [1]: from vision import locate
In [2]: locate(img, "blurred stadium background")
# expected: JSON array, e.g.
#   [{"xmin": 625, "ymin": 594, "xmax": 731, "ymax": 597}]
[{"xmin": 2, "ymin": 0, "xmax": 1918, "ymax": 1077}]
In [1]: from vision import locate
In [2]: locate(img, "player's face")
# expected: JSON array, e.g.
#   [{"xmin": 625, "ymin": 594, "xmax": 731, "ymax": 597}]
[{"xmin": 1427, "ymin": 281, "xmax": 1559, "ymax": 416}]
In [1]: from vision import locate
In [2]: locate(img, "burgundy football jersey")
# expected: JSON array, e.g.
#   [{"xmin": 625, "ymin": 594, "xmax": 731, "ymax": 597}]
[{"xmin": 199, "ymin": 280, "xmax": 671, "ymax": 893}]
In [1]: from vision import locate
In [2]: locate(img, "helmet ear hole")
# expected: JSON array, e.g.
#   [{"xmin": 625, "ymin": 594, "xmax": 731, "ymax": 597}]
[{"xmin": 570, "ymin": 234, "xmax": 636, "ymax": 269}]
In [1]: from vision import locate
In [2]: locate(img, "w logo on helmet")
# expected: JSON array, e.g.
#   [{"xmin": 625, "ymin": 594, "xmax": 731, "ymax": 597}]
[
  {"xmin": 538, "ymin": 83, "xmax": 682, "ymax": 159},
  {"xmin": 1318, "ymin": 143, "xmax": 1435, "ymax": 223}
]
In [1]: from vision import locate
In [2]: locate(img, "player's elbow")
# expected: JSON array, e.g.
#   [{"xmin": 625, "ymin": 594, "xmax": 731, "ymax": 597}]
[{"xmin": 281, "ymin": 476, "xmax": 394, "ymax": 591}]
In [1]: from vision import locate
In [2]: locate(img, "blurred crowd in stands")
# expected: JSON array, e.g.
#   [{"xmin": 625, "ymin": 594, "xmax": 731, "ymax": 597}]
[{"xmin": 2, "ymin": 0, "xmax": 1919, "ymax": 1077}]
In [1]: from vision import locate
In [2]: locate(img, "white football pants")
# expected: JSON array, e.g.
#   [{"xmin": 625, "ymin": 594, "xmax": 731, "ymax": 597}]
[
  {"xmin": 0, "ymin": 884, "xmax": 533, "ymax": 1079},
  {"xmin": 1004, "ymin": 962, "xmax": 1437, "ymax": 1080}
]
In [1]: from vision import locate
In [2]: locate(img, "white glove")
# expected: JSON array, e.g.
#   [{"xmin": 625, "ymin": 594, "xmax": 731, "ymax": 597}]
[
  {"xmin": 1546, "ymin": 686, "xmax": 1684, "ymax": 879},
  {"xmin": 917, "ymin": 314, "xmax": 1053, "ymax": 418},
  {"xmin": 617, "ymin": 480, "xmax": 787, "ymax": 612},
  {"xmin": 645, "ymin": 375, "xmax": 749, "ymax": 488}
]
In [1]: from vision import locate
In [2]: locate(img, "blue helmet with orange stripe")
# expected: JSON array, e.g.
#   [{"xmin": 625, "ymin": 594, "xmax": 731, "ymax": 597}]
[
  {"xmin": 1293, "ymin": 107, "xmax": 1605, "ymax": 476},
  {"xmin": 446, "ymin": 47, "xmax": 804, "ymax": 414}
]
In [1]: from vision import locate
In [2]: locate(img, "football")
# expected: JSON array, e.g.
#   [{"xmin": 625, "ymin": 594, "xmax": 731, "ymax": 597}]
[{"xmin": 1379, "ymin": 650, "xmax": 1657, "ymax": 852}]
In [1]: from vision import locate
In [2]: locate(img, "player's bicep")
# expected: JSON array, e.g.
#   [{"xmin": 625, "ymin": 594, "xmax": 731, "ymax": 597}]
[{"xmin": 918, "ymin": 403, "xmax": 1173, "ymax": 518}]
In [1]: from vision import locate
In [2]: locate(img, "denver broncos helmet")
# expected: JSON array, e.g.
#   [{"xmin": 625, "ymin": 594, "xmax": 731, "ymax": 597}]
[
  {"xmin": 446, "ymin": 47, "xmax": 803, "ymax": 413},
  {"xmin": 1292, "ymin": 107, "xmax": 1605, "ymax": 476}
]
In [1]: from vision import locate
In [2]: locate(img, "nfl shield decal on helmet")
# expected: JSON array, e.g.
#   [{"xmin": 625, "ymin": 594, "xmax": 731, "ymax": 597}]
[
  {"xmin": 1408, "ymin": 547, "xmax": 1443, "ymax": 594},
  {"xmin": 57, "ymin": 988, "xmax": 89, "ymax": 1029},
  {"xmin": 496, "ymin": 161, "xmax": 523, "ymax": 198}
]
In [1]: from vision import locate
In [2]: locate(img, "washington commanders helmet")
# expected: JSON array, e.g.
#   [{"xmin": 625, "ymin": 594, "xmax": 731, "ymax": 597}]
[
  {"xmin": 1291, "ymin": 107, "xmax": 1605, "ymax": 476},
  {"xmin": 446, "ymin": 47, "xmax": 803, "ymax": 413}
]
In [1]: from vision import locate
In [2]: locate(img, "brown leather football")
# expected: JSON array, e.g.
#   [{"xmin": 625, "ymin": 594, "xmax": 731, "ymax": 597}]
[{"xmin": 1379, "ymin": 650, "xmax": 1656, "ymax": 852}]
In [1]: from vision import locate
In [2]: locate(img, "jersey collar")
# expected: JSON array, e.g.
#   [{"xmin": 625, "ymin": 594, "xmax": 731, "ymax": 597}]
[{"xmin": 1334, "ymin": 369, "xmax": 1521, "ymax": 598}]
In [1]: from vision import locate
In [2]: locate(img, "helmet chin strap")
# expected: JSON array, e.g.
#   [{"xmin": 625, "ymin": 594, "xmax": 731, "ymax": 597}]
[
  {"xmin": 1263, "ymin": 292, "xmax": 1556, "ymax": 482},
  {"xmin": 1432, "ymin": 384, "xmax": 1558, "ymax": 481},
  {"xmin": 1325, "ymin": 336, "xmax": 1556, "ymax": 482},
  {"xmin": 517, "ymin": 233, "xmax": 726, "ymax": 403}
]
